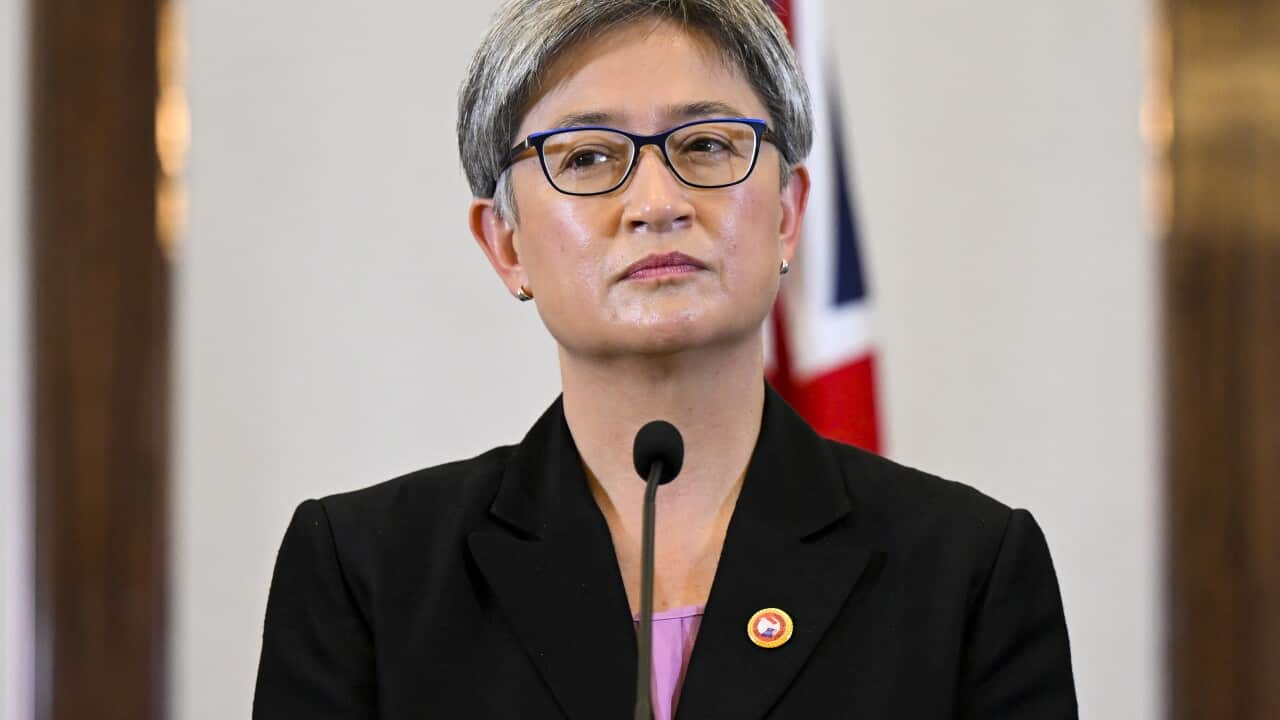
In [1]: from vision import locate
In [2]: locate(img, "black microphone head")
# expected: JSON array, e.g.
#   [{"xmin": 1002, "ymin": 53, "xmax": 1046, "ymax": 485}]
[{"xmin": 632, "ymin": 420, "xmax": 684, "ymax": 486}]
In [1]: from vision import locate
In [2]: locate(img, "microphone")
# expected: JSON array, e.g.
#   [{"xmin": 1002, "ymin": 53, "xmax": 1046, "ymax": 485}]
[{"xmin": 631, "ymin": 420, "xmax": 684, "ymax": 720}]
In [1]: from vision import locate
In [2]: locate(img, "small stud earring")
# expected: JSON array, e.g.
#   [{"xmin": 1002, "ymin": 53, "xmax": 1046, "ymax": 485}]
[
  {"xmin": 516, "ymin": 285, "xmax": 533, "ymax": 302},
  {"xmin": 780, "ymin": 259, "xmax": 790, "ymax": 275}
]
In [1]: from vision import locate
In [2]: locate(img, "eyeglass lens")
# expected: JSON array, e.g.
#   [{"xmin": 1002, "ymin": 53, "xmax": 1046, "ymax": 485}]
[{"xmin": 540, "ymin": 121, "xmax": 759, "ymax": 195}]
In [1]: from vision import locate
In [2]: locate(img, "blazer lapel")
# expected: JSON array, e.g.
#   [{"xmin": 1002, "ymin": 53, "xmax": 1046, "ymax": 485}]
[
  {"xmin": 468, "ymin": 384, "xmax": 872, "ymax": 720},
  {"xmin": 467, "ymin": 396, "xmax": 636, "ymax": 720},
  {"xmin": 676, "ymin": 384, "xmax": 873, "ymax": 720}
]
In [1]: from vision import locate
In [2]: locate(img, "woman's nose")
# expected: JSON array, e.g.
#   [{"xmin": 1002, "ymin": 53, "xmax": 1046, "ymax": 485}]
[{"xmin": 621, "ymin": 146, "xmax": 695, "ymax": 234}]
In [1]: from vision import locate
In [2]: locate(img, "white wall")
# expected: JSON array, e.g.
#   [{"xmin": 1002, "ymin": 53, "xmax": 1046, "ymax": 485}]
[
  {"xmin": 178, "ymin": 2, "xmax": 1159, "ymax": 718},
  {"xmin": 1, "ymin": 0, "xmax": 30, "ymax": 717},
  {"xmin": 829, "ymin": 3, "xmax": 1160, "ymax": 718},
  {"xmin": 177, "ymin": 5, "xmax": 562, "ymax": 719}
]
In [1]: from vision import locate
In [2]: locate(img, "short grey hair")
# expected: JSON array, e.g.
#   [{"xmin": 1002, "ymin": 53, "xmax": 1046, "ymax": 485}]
[{"xmin": 457, "ymin": 0, "xmax": 813, "ymax": 221}]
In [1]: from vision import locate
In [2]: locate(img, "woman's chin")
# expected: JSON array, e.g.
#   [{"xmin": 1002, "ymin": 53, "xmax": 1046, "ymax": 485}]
[
  {"xmin": 548, "ymin": 296, "xmax": 767, "ymax": 359},
  {"xmin": 615, "ymin": 313, "xmax": 761, "ymax": 358}
]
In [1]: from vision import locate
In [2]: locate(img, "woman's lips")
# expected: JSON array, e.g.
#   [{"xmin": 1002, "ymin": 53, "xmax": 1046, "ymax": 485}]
[
  {"xmin": 625, "ymin": 263, "xmax": 703, "ymax": 280},
  {"xmin": 620, "ymin": 251, "xmax": 708, "ymax": 281}
]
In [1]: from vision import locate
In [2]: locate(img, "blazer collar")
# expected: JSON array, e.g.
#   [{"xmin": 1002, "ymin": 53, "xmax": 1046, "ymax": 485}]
[
  {"xmin": 484, "ymin": 381, "xmax": 852, "ymax": 541},
  {"xmin": 468, "ymin": 381, "xmax": 872, "ymax": 719}
]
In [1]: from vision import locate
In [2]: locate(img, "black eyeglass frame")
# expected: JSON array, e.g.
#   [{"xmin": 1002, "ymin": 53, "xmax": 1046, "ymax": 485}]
[{"xmin": 500, "ymin": 117, "xmax": 776, "ymax": 197}]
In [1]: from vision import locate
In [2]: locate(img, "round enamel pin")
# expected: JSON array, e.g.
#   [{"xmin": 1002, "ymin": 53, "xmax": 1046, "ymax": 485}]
[{"xmin": 747, "ymin": 607, "xmax": 794, "ymax": 649}]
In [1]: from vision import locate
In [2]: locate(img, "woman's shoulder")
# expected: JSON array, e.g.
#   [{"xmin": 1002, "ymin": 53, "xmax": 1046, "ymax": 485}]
[
  {"xmin": 307, "ymin": 443, "xmax": 519, "ymax": 543},
  {"xmin": 819, "ymin": 439, "xmax": 1066, "ymax": 634},
  {"xmin": 820, "ymin": 437, "xmax": 1025, "ymax": 553}
]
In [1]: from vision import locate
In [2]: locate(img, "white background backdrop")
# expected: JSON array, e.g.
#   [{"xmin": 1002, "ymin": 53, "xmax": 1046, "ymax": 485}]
[
  {"xmin": 1, "ymin": 0, "xmax": 31, "ymax": 716},
  {"xmin": 175, "ymin": 1, "xmax": 1160, "ymax": 718}
]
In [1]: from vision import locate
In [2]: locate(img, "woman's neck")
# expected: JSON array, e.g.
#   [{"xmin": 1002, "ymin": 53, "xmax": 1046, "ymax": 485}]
[{"xmin": 558, "ymin": 333, "xmax": 762, "ymax": 548}]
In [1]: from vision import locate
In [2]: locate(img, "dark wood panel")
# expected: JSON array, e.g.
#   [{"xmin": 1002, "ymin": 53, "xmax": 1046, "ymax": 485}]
[
  {"xmin": 1165, "ymin": 1, "xmax": 1280, "ymax": 718},
  {"xmin": 29, "ymin": 1, "xmax": 168, "ymax": 718},
  {"xmin": 1165, "ymin": 243, "xmax": 1280, "ymax": 719}
]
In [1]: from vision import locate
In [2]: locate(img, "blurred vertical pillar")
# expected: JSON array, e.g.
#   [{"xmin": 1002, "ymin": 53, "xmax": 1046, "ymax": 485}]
[
  {"xmin": 29, "ymin": 0, "xmax": 169, "ymax": 718},
  {"xmin": 1162, "ymin": 0, "xmax": 1280, "ymax": 718}
]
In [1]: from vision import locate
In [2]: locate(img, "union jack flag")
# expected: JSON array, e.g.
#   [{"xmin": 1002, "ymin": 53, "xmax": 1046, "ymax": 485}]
[{"xmin": 765, "ymin": 0, "xmax": 882, "ymax": 453}]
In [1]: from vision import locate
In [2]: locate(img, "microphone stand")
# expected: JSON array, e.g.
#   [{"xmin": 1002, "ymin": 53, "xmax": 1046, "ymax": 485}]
[{"xmin": 634, "ymin": 459, "xmax": 664, "ymax": 720}]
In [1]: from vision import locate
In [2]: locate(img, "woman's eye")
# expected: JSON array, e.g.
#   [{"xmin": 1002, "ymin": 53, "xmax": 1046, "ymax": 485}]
[
  {"xmin": 684, "ymin": 137, "xmax": 731, "ymax": 154},
  {"xmin": 566, "ymin": 149, "xmax": 610, "ymax": 169}
]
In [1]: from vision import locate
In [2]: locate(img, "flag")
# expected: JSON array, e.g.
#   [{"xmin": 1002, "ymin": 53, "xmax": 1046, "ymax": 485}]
[{"xmin": 765, "ymin": 0, "xmax": 883, "ymax": 453}]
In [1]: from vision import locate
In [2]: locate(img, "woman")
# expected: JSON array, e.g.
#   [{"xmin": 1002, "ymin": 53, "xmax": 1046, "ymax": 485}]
[{"xmin": 254, "ymin": 1, "xmax": 1078, "ymax": 718}]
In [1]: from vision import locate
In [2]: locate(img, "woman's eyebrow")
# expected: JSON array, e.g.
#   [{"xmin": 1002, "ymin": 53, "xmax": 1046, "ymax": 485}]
[
  {"xmin": 549, "ymin": 110, "xmax": 617, "ymax": 129},
  {"xmin": 665, "ymin": 100, "xmax": 747, "ymax": 121},
  {"xmin": 547, "ymin": 101, "xmax": 748, "ymax": 131}
]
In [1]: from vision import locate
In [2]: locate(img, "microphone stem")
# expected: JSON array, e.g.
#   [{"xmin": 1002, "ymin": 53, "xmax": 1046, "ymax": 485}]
[{"xmin": 634, "ymin": 459, "xmax": 663, "ymax": 720}]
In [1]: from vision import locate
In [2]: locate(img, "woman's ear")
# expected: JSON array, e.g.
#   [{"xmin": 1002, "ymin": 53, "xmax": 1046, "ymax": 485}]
[
  {"xmin": 469, "ymin": 198, "xmax": 527, "ymax": 298},
  {"xmin": 779, "ymin": 164, "xmax": 810, "ymax": 266}
]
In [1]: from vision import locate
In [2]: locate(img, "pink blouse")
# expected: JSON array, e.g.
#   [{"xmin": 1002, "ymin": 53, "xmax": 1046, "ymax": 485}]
[{"xmin": 632, "ymin": 604, "xmax": 706, "ymax": 720}]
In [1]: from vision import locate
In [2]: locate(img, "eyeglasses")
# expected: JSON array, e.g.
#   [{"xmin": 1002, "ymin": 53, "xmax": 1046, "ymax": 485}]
[{"xmin": 501, "ymin": 117, "xmax": 774, "ymax": 197}]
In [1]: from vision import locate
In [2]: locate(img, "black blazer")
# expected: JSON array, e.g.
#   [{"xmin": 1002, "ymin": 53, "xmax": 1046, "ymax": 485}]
[{"xmin": 254, "ymin": 382, "xmax": 1077, "ymax": 719}]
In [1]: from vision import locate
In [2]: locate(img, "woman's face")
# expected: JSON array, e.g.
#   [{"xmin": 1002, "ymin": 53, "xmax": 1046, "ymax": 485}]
[{"xmin": 474, "ymin": 19, "xmax": 807, "ymax": 359}]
